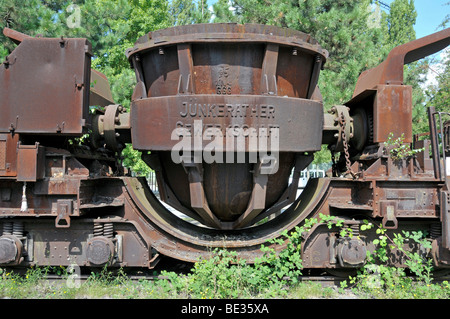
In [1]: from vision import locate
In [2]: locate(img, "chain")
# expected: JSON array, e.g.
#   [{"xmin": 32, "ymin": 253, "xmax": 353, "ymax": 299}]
[{"xmin": 338, "ymin": 112, "xmax": 357, "ymax": 179}]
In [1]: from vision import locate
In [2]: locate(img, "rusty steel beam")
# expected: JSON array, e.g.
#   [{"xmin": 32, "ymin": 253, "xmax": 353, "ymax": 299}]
[
  {"xmin": 3, "ymin": 27, "xmax": 31, "ymax": 44},
  {"xmin": 90, "ymin": 69, "xmax": 114, "ymax": 107},
  {"xmin": 345, "ymin": 28, "xmax": 450, "ymax": 145},
  {"xmin": 352, "ymin": 28, "xmax": 450, "ymax": 98}
]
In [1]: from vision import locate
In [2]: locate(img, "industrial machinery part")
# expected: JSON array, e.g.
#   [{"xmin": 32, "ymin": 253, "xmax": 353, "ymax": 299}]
[
  {"xmin": 0, "ymin": 222, "xmax": 24, "ymax": 265},
  {"xmin": 86, "ymin": 236, "xmax": 115, "ymax": 266},
  {"xmin": 0, "ymin": 235, "xmax": 23, "ymax": 265},
  {"xmin": 126, "ymin": 24, "xmax": 329, "ymax": 229},
  {"xmin": 0, "ymin": 24, "xmax": 449, "ymax": 273}
]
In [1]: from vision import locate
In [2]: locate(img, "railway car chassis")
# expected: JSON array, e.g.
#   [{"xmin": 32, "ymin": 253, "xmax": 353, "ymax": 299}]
[{"xmin": 0, "ymin": 24, "xmax": 449, "ymax": 274}]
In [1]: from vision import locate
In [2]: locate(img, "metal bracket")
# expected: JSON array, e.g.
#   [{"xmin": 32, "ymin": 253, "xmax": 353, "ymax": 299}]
[
  {"xmin": 381, "ymin": 201, "xmax": 398, "ymax": 229},
  {"xmin": 261, "ymin": 43, "xmax": 279, "ymax": 95},
  {"xmin": 56, "ymin": 199, "xmax": 72, "ymax": 228},
  {"xmin": 441, "ymin": 191, "xmax": 450, "ymax": 250}
]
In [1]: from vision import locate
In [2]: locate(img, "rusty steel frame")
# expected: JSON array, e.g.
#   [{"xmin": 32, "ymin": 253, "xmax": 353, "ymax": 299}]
[{"xmin": 0, "ymin": 24, "xmax": 449, "ymax": 272}]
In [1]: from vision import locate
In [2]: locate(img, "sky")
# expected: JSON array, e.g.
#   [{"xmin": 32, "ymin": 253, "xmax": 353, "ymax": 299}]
[
  {"xmin": 382, "ymin": 0, "xmax": 449, "ymax": 38},
  {"xmin": 391, "ymin": 0, "xmax": 449, "ymax": 87},
  {"xmin": 382, "ymin": 0, "xmax": 449, "ymax": 87}
]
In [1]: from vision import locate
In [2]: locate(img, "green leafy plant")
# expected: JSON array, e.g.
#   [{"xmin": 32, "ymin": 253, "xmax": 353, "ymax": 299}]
[
  {"xmin": 346, "ymin": 220, "xmax": 435, "ymax": 296},
  {"xmin": 319, "ymin": 213, "xmax": 354, "ymax": 238},
  {"xmin": 392, "ymin": 230, "xmax": 433, "ymax": 284},
  {"xmin": 154, "ymin": 217, "xmax": 321, "ymax": 298},
  {"xmin": 255, "ymin": 217, "xmax": 318, "ymax": 286},
  {"xmin": 385, "ymin": 132, "xmax": 424, "ymax": 161}
]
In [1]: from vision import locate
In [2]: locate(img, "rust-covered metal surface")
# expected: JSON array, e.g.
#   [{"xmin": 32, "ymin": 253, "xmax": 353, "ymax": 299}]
[
  {"xmin": 90, "ymin": 69, "xmax": 115, "ymax": 107},
  {"xmin": 347, "ymin": 28, "xmax": 450, "ymax": 144},
  {"xmin": 0, "ymin": 24, "xmax": 449, "ymax": 272},
  {"xmin": 131, "ymin": 95, "xmax": 323, "ymax": 153},
  {"xmin": 127, "ymin": 23, "xmax": 327, "ymax": 153},
  {"xmin": 127, "ymin": 24, "xmax": 328, "ymax": 229},
  {"xmin": 0, "ymin": 28, "xmax": 92, "ymax": 135},
  {"xmin": 352, "ymin": 28, "xmax": 450, "ymax": 97}
]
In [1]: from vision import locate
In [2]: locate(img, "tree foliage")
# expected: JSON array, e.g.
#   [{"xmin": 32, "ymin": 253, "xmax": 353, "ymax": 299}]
[
  {"xmin": 0, "ymin": 0, "xmax": 447, "ymax": 170},
  {"xmin": 211, "ymin": 0, "xmax": 430, "ymax": 111},
  {"xmin": 170, "ymin": 0, "xmax": 211, "ymax": 25},
  {"xmin": 423, "ymin": 3, "xmax": 449, "ymax": 130}
]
